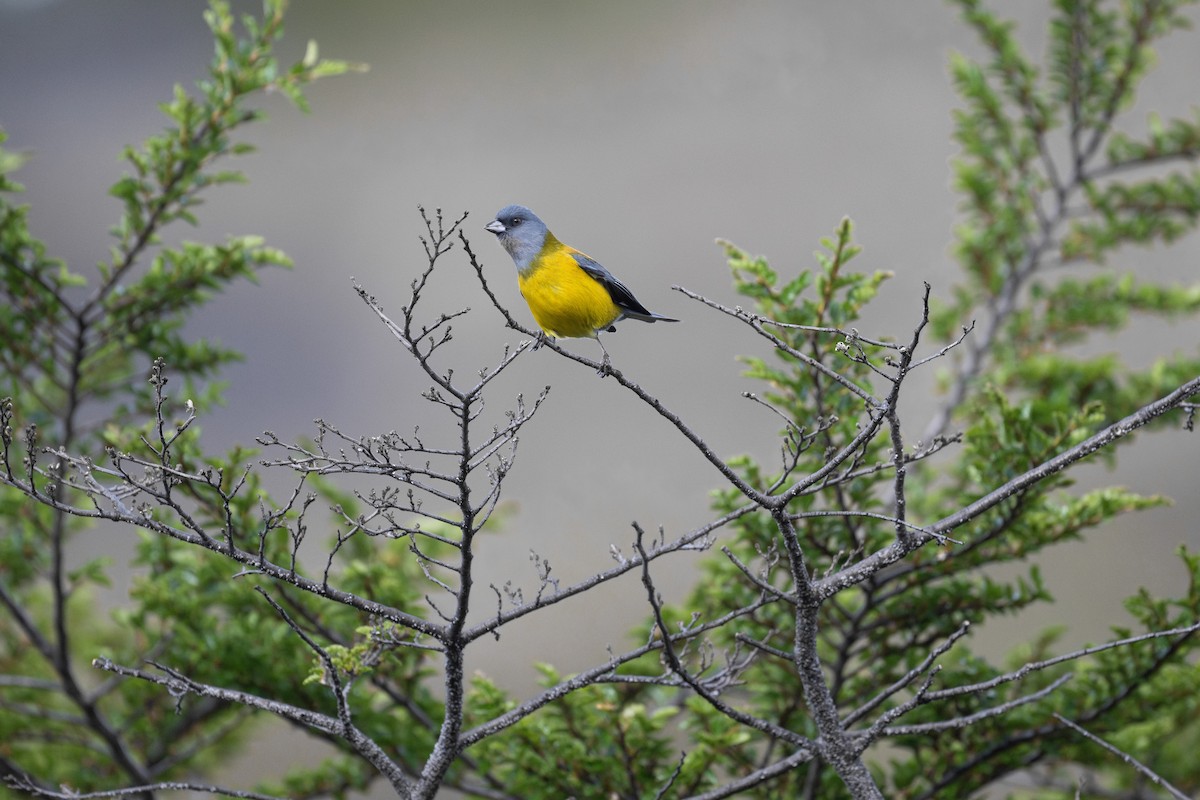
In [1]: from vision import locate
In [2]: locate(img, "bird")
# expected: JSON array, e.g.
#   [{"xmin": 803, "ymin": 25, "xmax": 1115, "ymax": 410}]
[{"xmin": 484, "ymin": 204, "xmax": 677, "ymax": 372}]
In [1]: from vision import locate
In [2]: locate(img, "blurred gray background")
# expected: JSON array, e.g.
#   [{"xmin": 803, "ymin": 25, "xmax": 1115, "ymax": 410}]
[{"xmin": 2, "ymin": 0, "xmax": 1198, "ymax": 793}]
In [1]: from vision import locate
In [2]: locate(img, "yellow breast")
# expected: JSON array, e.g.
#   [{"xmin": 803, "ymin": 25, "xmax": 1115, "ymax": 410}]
[{"xmin": 517, "ymin": 241, "xmax": 620, "ymax": 340}]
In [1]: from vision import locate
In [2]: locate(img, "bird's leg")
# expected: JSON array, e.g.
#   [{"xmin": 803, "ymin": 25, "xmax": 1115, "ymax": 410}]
[
  {"xmin": 596, "ymin": 337, "xmax": 612, "ymax": 376},
  {"xmin": 532, "ymin": 332, "xmax": 552, "ymax": 351}
]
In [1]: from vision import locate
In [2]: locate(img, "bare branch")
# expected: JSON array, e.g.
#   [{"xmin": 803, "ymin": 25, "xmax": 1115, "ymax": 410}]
[
  {"xmin": 875, "ymin": 674, "xmax": 1071, "ymax": 737},
  {"xmin": 633, "ymin": 526, "xmax": 813, "ymax": 749},
  {"xmin": 1051, "ymin": 713, "xmax": 1192, "ymax": 800},
  {"xmin": 3, "ymin": 776, "xmax": 289, "ymax": 800}
]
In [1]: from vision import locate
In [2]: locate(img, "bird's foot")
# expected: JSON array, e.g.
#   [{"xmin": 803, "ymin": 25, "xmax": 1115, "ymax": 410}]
[
  {"xmin": 596, "ymin": 354, "xmax": 613, "ymax": 377},
  {"xmin": 532, "ymin": 332, "xmax": 551, "ymax": 351}
]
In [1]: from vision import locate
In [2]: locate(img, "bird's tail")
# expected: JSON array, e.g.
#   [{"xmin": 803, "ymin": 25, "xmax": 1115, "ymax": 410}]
[{"xmin": 624, "ymin": 310, "xmax": 679, "ymax": 324}]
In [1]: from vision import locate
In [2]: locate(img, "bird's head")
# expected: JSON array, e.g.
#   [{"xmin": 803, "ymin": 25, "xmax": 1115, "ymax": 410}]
[{"xmin": 485, "ymin": 204, "xmax": 549, "ymax": 271}]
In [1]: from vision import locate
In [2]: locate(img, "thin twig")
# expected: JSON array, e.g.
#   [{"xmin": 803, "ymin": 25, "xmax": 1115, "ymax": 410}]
[{"xmin": 1051, "ymin": 713, "xmax": 1191, "ymax": 800}]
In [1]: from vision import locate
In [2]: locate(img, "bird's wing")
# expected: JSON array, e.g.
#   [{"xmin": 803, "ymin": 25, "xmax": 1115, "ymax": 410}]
[{"xmin": 569, "ymin": 250, "xmax": 656, "ymax": 318}]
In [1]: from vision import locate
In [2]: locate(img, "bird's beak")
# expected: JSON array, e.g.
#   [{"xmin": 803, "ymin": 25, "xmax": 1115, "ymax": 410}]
[{"xmin": 484, "ymin": 220, "xmax": 505, "ymax": 235}]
